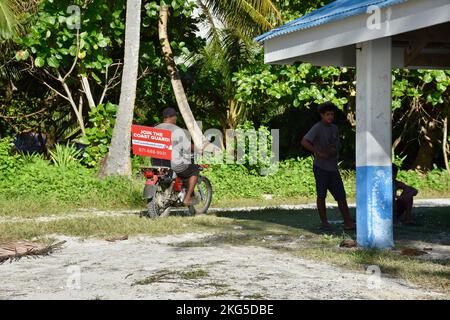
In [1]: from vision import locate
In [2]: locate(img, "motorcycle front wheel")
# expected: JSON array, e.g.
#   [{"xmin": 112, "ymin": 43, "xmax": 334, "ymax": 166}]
[{"xmin": 188, "ymin": 176, "xmax": 213, "ymax": 215}]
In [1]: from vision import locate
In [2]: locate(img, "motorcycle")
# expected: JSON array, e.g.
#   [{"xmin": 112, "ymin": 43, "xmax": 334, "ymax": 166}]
[{"xmin": 141, "ymin": 164, "xmax": 213, "ymax": 218}]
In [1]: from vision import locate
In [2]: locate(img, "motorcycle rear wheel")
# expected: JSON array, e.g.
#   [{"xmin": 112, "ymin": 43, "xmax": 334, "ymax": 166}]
[{"xmin": 146, "ymin": 200, "xmax": 161, "ymax": 218}]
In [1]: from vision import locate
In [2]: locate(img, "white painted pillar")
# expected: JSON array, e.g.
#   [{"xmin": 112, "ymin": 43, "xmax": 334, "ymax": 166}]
[{"xmin": 356, "ymin": 37, "xmax": 394, "ymax": 249}]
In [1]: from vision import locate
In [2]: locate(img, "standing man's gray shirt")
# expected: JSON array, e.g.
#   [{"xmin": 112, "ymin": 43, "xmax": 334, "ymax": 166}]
[
  {"xmin": 155, "ymin": 123, "xmax": 191, "ymax": 172},
  {"xmin": 303, "ymin": 122, "xmax": 341, "ymax": 172}
]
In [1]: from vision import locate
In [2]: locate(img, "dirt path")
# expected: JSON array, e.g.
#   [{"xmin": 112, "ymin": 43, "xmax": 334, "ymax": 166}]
[{"xmin": 0, "ymin": 234, "xmax": 445, "ymax": 300}]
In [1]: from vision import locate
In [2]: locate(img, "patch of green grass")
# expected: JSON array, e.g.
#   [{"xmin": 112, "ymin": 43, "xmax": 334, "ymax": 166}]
[
  {"xmin": 132, "ymin": 269, "xmax": 178, "ymax": 286},
  {"xmin": 0, "ymin": 215, "xmax": 237, "ymax": 242},
  {"xmin": 206, "ymin": 281, "xmax": 230, "ymax": 289},
  {"xmin": 132, "ymin": 267, "xmax": 211, "ymax": 288},
  {"xmin": 196, "ymin": 288, "xmax": 241, "ymax": 299},
  {"xmin": 243, "ymin": 293, "xmax": 265, "ymax": 300},
  {"xmin": 196, "ymin": 291, "xmax": 229, "ymax": 299},
  {"xmin": 181, "ymin": 269, "xmax": 209, "ymax": 280},
  {"xmin": 212, "ymin": 196, "xmax": 317, "ymax": 208},
  {"xmin": 0, "ymin": 169, "xmax": 144, "ymax": 218}
]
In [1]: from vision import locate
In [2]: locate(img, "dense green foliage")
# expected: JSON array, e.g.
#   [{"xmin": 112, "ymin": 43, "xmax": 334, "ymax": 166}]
[
  {"xmin": 1, "ymin": 0, "xmax": 447, "ymax": 171},
  {"xmin": 0, "ymin": 0, "xmax": 449, "ymax": 213},
  {"xmin": 0, "ymin": 138, "xmax": 142, "ymax": 212},
  {"xmin": 204, "ymin": 158, "xmax": 450, "ymax": 201},
  {"xmin": 78, "ymin": 102, "xmax": 118, "ymax": 167},
  {"xmin": 1, "ymin": 138, "xmax": 449, "ymax": 215}
]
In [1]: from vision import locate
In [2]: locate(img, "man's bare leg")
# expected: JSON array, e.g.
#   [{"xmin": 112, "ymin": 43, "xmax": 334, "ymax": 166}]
[
  {"xmin": 393, "ymin": 200, "xmax": 399, "ymax": 225},
  {"xmin": 183, "ymin": 175, "xmax": 198, "ymax": 205},
  {"xmin": 337, "ymin": 199, "xmax": 356, "ymax": 229},
  {"xmin": 317, "ymin": 198, "xmax": 331, "ymax": 229},
  {"xmin": 401, "ymin": 195, "xmax": 414, "ymax": 224}
]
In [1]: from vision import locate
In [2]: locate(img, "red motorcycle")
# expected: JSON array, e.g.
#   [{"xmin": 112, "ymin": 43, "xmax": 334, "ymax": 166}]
[{"xmin": 141, "ymin": 165, "xmax": 213, "ymax": 218}]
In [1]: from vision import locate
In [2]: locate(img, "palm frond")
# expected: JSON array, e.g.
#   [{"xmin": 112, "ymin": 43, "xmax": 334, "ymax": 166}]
[
  {"xmin": 196, "ymin": 0, "xmax": 221, "ymax": 45},
  {"xmin": 0, "ymin": 0, "xmax": 20, "ymax": 39},
  {"xmin": 203, "ymin": 0, "xmax": 282, "ymax": 37}
]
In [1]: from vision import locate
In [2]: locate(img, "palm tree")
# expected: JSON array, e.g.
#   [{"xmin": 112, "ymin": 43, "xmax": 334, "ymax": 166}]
[
  {"xmin": 104, "ymin": 0, "xmax": 282, "ymax": 175},
  {"xmin": 159, "ymin": 0, "xmax": 281, "ymax": 152},
  {"xmin": 202, "ymin": 0, "xmax": 282, "ymax": 37},
  {"xmin": 159, "ymin": 3, "xmax": 209, "ymax": 153},
  {"xmin": 191, "ymin": 0, "xmax": 282, "ymax": 130},
  {"xmin": 101, "ymin": 0, "xmax": 142, "ymax": 177}
]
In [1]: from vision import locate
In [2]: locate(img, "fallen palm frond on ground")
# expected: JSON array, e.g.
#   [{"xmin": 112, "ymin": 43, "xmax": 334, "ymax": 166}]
[{"xmin": 0, "ymin": 240, "xmax": 66, "ymax": 264}]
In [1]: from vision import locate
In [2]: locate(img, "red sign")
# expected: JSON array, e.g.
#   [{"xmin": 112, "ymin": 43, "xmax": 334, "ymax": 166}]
[{"xmin": 131, "ymin": 125, "xmax": 172, "ymax": 160}]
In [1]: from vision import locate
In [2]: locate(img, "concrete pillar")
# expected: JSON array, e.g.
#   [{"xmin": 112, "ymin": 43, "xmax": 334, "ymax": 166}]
[{"xmin": 356, "ymin": 37, "xmax": 394, "ymax": 249}]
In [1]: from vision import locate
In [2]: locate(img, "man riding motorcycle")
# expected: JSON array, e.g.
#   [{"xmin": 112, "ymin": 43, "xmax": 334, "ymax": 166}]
[{"xmin": 153, "ymin": 107, "xmax": 199, "ymax": 206}]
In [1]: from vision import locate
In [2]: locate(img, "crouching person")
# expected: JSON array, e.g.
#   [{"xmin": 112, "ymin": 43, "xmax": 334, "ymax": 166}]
[{"xmin": 393, "ymin": 164, "xmax": 419, "ymax": 226}]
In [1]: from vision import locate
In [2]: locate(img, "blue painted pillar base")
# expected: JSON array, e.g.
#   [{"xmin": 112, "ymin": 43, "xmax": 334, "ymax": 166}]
[{"xmin": 356, "ymin": 166, "xmax": 394, "ymax": 249}]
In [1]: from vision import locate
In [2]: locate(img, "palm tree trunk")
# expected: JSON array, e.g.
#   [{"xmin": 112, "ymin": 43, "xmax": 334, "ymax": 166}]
[
  {"xmin": 101, "ymin": 0, "xmax": 142, "ymax": 177},
  {"xmin": 158, "ymin": 4, "xmax": 209, "ymax": 152}
]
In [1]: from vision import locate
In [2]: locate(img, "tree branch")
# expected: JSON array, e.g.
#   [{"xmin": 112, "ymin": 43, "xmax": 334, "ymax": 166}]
[{"xmin": 63, "ymin": 28, "xmax": 80, "ymax": 82}]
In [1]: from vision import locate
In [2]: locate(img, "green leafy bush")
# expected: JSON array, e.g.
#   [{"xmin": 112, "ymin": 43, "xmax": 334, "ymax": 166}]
[
  {"xmin": 0, "ymin": 159, "xmax": 143, "ymax": 214},
  {"xmin": 204, "ymin": 157, "xmax": 448, "ymax": 201},
  {"xmin": 0, "ymin": 137, "xmax": 20, "ymax": 179},
  {"xmin": 79, "ymin": 102, "xmax": 117, "ymax": 167},
  {"xmin": 213, "ymin": 120, "xmax": 279, "ymax": 176},
  {"xmin": 0, "ymin": 141, "xmax": 448, "ymax": 216},
  {"xmin": 18, "ymin": 152, "xmax": 45, "ymax": 165},
  {"xmin": 204, "ymin": 157, "xmax": 317, "ymax": 200},
  {"xmin": 397, "ymin": 168, "xmax": 450, "ymax": 193}
]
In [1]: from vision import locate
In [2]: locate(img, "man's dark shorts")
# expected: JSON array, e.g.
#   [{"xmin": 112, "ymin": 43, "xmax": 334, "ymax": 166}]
[
  {"xmin": 313, "ymin": 166, "xmax": 346, "ymax": 201},
  {"xmin": 176, "ymin": 164, "xmax": 200, "ymax": 179}
]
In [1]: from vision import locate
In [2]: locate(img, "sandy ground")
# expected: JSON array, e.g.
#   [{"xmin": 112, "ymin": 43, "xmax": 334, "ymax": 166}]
[{"xmin": 0, "ymin": 233, "xmax": 446, "ymax": 300}]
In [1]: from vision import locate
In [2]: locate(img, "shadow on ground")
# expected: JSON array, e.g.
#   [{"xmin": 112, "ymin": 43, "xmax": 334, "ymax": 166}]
[{"xmin": 213, "ymin": 206, "xmax": 450, "ymax": 244}]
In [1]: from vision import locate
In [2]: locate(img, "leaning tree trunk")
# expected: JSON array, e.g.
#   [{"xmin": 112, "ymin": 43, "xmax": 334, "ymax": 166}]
[
  {"xmin": 159, "ymin": 4, "xmax": 212, "ymax": 153},
  {"xmin": 101, "ymin": 0, "xmax": 142, "ymax": 177}
]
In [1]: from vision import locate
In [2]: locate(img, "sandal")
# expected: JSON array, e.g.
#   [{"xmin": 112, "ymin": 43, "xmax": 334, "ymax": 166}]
[
  {"xmin": 343, "ymin": 223, "xmax": 356, "ymax": 231},
  {"xmin": 183, "ymin": 198, "xmax": 200, "ymax": 206}
]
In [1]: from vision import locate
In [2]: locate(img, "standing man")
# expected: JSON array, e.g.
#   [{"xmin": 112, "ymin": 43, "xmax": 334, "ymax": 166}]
[{"xmin": 301, "ymin": 102, "xmax": 355, "ymax": 231}]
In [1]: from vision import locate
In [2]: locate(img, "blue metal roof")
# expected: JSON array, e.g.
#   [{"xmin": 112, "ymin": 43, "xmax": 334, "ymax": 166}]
[{"xmin": 255, "ymin": 0, "xmax": 407, "ymax": 43}]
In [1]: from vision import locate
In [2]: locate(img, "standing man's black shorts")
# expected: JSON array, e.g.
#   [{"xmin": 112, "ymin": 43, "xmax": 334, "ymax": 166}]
[{"xmin": 313, "ymin": 166, "xmax": 346, "ymax": 201}]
